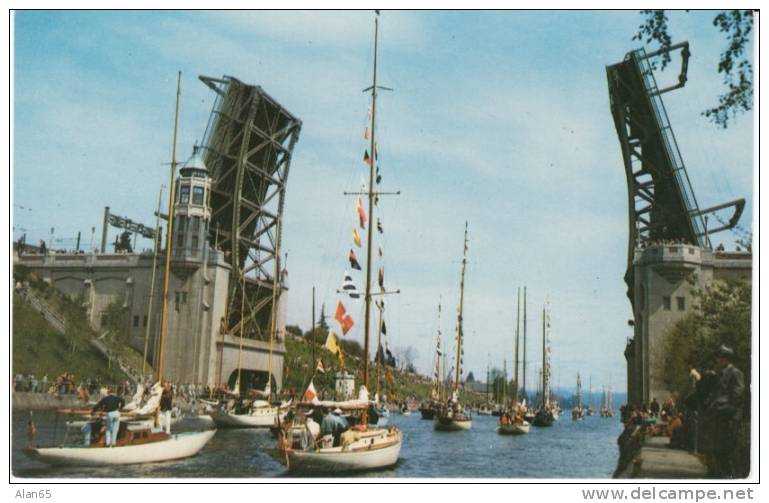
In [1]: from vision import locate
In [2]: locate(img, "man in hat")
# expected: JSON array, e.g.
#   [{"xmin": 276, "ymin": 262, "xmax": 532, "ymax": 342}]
[{"xmin": 709, "ymin": 345, "xmax": 745, "ymax": 478}]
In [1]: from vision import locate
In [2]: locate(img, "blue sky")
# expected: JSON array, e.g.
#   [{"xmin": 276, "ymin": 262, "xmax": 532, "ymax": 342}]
[{"xmin": 12, "ymin": 10, "xmax": 754, "ymax": 392}]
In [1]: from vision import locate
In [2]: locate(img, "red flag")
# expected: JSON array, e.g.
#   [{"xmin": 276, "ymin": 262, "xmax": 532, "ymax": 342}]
[
  {"xmin": 356, "ymin": 198, "xmax": 367, "ymax": 229},
  {"xmin": 363, "ymin": 150, "xmax": 372, "ymax": 167},
  {"xmin": 335, "ymin": 301, "xmax": 346, "ymax": 325},
  {"xmin": 335, "ymin": 301, "xmax": 355, "ymax": 335},
  {"xmin": 340, "ymin": 314, "xmax": 354, "ymax": 335},
  {"xmin": 348, "ymin": 249, "xmax": 361, "ymax": 270}
]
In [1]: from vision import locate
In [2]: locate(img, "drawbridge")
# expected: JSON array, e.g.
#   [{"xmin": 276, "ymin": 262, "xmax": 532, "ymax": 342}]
[
  {"xmin": 199, "ymin": 75, "xmax": 302, "ymax": 342},
  {"xmin": 606, "ymin": 42, "xmax": 745, "ymax": 303}
]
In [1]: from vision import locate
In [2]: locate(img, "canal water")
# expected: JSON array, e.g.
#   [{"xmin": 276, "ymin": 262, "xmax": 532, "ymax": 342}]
[{"xmin": 12, "ymin": 411, "xmax": 622, "ymax": 479}]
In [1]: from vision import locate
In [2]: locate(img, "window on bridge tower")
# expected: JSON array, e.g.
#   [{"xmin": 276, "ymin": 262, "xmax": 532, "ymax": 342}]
[{"xmin": 677, "ymin": 296, "xmax": 685, "ymax": 311}]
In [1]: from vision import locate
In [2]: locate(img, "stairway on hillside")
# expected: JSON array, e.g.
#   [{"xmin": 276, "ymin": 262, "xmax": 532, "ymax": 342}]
[{"xmin": 15, "ymin": 284, "xmax": 144, "ymax": 385}]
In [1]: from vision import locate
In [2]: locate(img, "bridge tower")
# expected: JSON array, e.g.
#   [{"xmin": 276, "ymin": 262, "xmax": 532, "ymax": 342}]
[{"xmin": 607, "ymin": 43, "xmax": 748, "ymax": 403}]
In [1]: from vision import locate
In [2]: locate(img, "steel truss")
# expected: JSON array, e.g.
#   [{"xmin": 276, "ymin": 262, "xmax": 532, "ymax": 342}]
[
  {"xmin": 606, "ymin": 42, "xmax": 744, "ymax": 301},
  {"xmin": 199, "ymin": 75, "xmax": 302, "ymax": 339}
]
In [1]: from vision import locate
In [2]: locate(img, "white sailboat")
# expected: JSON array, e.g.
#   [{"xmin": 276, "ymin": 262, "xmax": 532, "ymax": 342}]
[
  {"xmin": 434, "ymin": 223, "xmax": 472, "ymax": 432},
  {"xmin": 24, "ymin": 73, "xmax": 216, "ymax": 466},
  {"xmin": 498, "ymin": 287, "xmax": 530, "ymax": 435},
  {"xmin": 277, "ymin": 13, "xmax": 401, "ymax": 473}
]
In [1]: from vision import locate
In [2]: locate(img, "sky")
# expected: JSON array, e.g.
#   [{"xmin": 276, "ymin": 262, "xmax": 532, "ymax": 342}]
[{"xmin": 11, "ymin": 10, "xmax": 755, "ymax": 393}]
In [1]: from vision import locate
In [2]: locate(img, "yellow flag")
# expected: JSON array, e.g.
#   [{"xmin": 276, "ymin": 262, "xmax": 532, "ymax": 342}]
[
  {"xmin": 352, "ymin": 228, "xmax": 362, "ymax": 247},
  {"xmin": 325, "ymin": 330, "xmax": 340, "ymax": 354}
]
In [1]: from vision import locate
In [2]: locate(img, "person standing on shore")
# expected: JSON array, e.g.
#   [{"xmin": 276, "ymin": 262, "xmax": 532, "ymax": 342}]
[{"xmin": 709, "ymin": 345, "xmax": 745, "ymax": 478}]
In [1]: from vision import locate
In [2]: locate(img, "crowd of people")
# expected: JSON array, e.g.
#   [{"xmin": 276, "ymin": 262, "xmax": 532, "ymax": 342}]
[{"xmin": 618, "ymin": 344, "xmax": 747, "ymax": 478}]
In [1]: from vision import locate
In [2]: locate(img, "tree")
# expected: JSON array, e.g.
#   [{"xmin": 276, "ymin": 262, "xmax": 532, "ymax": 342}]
[
  {"xmin": 285, "ymin": 325, "xmax": 303, "ymax": 338},
  {"xmin": 656, "ymin": 278, "xmax": 751, "ymax": 397},
  {"xmin": 466, "ymin": 371, "xmax": 475, "ymax": 383},
  {"xmin": 318, "ymin": 303, "xmax": 329, "ymax": 330},
  {"xmin": 634, "ymin": 10, "xmax": 754, "ymax": 128}
]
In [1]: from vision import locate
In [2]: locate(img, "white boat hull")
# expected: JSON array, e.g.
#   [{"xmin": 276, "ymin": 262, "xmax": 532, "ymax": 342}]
[
  {"xmin": 286, "ymin": 429, "xmax": 401, "ymax": 473},
  {"xmin": 211, "ymin": 409, "xmax": 285, "ymax": 428},
  {"xmin": 24, "ymin": 430, "xmax": 216, "ymax": 467},
  {"xmin": 497, "ymin": 421, "xmax": 530, "ymax": 435}
]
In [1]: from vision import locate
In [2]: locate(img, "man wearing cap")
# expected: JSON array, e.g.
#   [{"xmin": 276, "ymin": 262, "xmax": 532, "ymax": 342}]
[{"xmin": 709, "ymin": 345, "xmax": 745, "ymax": 478}]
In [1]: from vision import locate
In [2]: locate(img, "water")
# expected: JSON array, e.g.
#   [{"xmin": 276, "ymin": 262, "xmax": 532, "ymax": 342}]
[{"xmin": 12, "ymin": 412, "xmax": 623, "ymax": 479}]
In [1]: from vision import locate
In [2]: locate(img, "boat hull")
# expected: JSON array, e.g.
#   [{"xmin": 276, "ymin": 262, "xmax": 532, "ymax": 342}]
[
  {"xmin": 433, "ymin": 416, "xmax": 472, "ymax": 431},
  {"xmin": 211, "ymin": 409, "xmax": 285, "ymax": 428},
  {"xmin": 497, "ymin": 422, "xmax": 530, "ymax": 435},
  {"xmin": 23, "ymin": 430, "xmax": 216, "ymax": 467},
  {"xmin": 285, "ymin": 430, "xmax": 401, "ymax": 474},
  {"xmin": 418, "ymin": 408, "xmax": 435, "ymax": 420}
]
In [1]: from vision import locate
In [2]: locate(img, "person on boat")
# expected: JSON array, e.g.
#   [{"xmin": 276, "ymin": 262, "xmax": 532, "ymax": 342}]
[
  {"xmin": 92, "ymin": 391, "xmax": 125, "ymax": 447},
  {"xmin": 160, "ymin": 382, "xmax": 174, "ymax": 434},
  {"xmin": 320, "ymin": 407, "xmax": 349, "ymax": 447},
  {"xmin": 708, "ymin": 345, "xmax": 745, "ymax": 478}
]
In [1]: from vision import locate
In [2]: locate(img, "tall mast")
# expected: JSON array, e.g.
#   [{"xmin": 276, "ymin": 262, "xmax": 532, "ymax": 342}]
[
  {"xmin": 432, "ymin": 299, "xmax": 442, "ymax": 398},
  {"xmin": 362, "ymin": 14, "xmax": 379, "ymax": 392},
  {"xmin": 155, "ymin": 71, "xmax": 181, "ymax": 425},
  {"xmin": 311, "ymin": 286, "xmax": 315, "ymax": 369},
  {"xmin": 513, "ymin": 286, "xmax": 520, "ymax": 408},
  {"xmin": 522, "ymin": 286, "xmax": 527, "ymax": 398},
  {"xmin": 454, "ymin": 221, "xmax": 468, "ymax": 391},
  {"xmin": 541, "ymin": 305, "xmax": 546, "ymax": 408},
  {"xmin": 142, "ymin": 184, "xmax": 164, "ymax": 376},
  {"xmin": 266, "ymin": 215, "xmax": 282, "ymax": 395}
]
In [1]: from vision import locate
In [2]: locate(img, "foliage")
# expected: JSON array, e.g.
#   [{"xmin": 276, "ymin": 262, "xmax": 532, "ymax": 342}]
[
  {"xmin": 657, "ymin": 279, "xmax": 751, "ymax": 398},
  {"xmin": 101, "ymin": 300, "xmax": 131, "ymax": 345},
  {"xmin": 633, "ymin": 10, "xmax": 754, "ymax": 128}
]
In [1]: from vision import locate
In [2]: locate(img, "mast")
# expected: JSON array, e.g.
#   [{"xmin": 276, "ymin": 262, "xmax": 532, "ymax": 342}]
[
  {"xmin": 375, "ymin": 300, "xmax": 384, "ymax": 398},
  {"xmin": 431, "ymin": 299, "xmax": 443, "ymax": 399},
  {"xmin": 362, "ymin": 14, "xmax": 379, "ymax": 392},
  {"xmin": 541, "ymin": 305, "xmax": 546, "ymax": 408},
  {"xmin": 311, "ymin": 286, "xmax": 315, "ymax": 370},
  {"xmin": 266, "ymin": 215, "xmax": 282, "ymax": 395},
  {"xmin": 142, "ymin": 184, "xmax": 164, "ymax": 376},
  {"xmin": 155, "ymin": 71, "xmax": 181, "ymax": 425},
  {"xmin": 502, "ymin": 359, "xmax": 507, "ymax": 406},
  {"xmin": 156, "ymin": 71, "xmax": 181, "ymax": 386},
  {"xmin": 522, "ymin": 286, "xmax": 527, "ymax": 400},
  {"xmin": 513, "ymin": 287, "xmax": 520, "ymax": 409},
  {"xmin": 454, "ymin": 221, "xmax": 469, "ymax": 392}
]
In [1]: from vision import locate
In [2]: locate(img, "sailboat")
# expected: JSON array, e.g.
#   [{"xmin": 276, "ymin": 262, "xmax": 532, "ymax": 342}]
[
  {"xmin": 419, "ymin": 302, "xmax": 444, "ymax": 420},
  {"xmin": 24, "ymin": 73, "xmax": 216, "ymax": 466},
  {"xmin": 572, "ymin": 372, "xmax": 585, "ymax": 420},
  {"xmin": 434, "ymin": 223, "xmax": 472, "ymax": 432},
  {"xmin": 600, "ymin": 385, "xmax": 615, "ymax": 417},
  {"xmin": 211, "ymin": 218, "xmax": 289, "ymax": 428},
  {"xmin": 277, "ymin": 13, "xmax": 401, "ymax": 473},
  {"xmin": 498, "ymin": 287, "xmax": 530, "ymax": 435},
  {"xmin": 531, "ymin": 300, "xmax": 554, "ymax": 427}
]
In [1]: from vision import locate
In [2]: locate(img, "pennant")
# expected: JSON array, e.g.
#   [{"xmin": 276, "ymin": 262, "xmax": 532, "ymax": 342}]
[
  {"xmin": 356, "ymin": 198, "xmax": 367, "ymax": 229},
  {"xmin": 338, "ymin": 350, "xmax": 345, "ymax": 368},
  {"xmin": 325, "ymin": 330, "xmax": 340, "ymax": 353},
  {"xmin": 316, "ymin": 359, "xmax": 326, "ymax": 374},
  {"xmin": 364, "ymin": 126, "xmax": 370, "ymax": 140},
  {"xmin": 352, "ymin": 228, "xmax": 362, "ymax": 247},
  {"xmin": 377, "ymin": 219, "xmax": 383, "ymax": 234},
  {"xmin": 304, "ymin": 380, "xmax": 319, "ymax": 403},
  {"xmin": 363, "ymin": 150, "xmax": 372, "ymax": 167},
  {"xmin": 378, "ymin": 267, "xmax": 384, "ymax": 289},
  {"xmin": 348, "ymin": 249, "xmax": 361, "ymax": 270},
  {"xmin": 342, "ymin": 271, "xmax": 360, "ymax": 299},
  {"xmin": 378, "ymin": 245, "xmax": 383, "ymax": 257},
  {"xmin": 381, "ymin": 320, "xmax": 387, "ymax": 335},
  {"xmin": 376, "ymin": 173, "xmax": 382, "ymax": 184}
]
